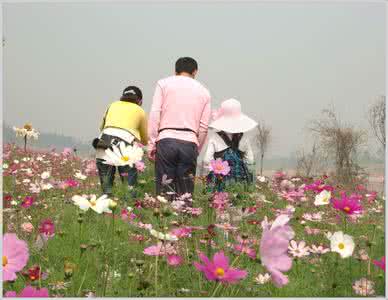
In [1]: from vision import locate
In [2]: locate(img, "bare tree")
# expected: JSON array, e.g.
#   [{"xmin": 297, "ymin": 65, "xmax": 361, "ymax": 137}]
[
  {"xmin": 368, "ymin": 95, "xmax": 385, "ymax": 149},
  {"xmin": 296, "ymin": 142, "xmax": 321, "ymax": 178},
  {"xmin": 310, "ymin": 107, "xmax": 366, "ymax": 184},
  {"xmin": 256, "ymin": 121, "xmax": 271, "ymax": 176}
]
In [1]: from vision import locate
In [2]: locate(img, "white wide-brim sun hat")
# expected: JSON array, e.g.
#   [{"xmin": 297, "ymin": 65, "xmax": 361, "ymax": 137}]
[{"xmin": 209, "ymin": 98, "xmax": 258, "ymax": 133}]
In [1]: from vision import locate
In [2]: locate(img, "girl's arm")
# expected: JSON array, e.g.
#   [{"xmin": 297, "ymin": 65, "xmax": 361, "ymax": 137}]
[
  {"xmin": 241, "ymin": 138, "xmax": 255, "ymax": 164},
  {"xmin": 203, "ymin": 138, "xmax": 215, "ymax": 166}
]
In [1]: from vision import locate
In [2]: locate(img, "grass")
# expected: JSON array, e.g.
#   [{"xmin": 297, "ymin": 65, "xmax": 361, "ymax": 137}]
[{"xmin": 2, "ymin": 145, "xmax": 385, "ymax": 297}]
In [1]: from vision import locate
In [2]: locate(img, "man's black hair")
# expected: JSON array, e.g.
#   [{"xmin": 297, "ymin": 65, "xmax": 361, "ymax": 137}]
[{"xmin": 175, "ymin": 57, "xmax": 198, "ymax": 75}]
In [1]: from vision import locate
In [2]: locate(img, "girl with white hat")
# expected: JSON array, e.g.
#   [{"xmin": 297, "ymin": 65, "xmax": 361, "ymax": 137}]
[{"xmin": 203, "ymin": 98, "xmax": 258, "ymax": 191}]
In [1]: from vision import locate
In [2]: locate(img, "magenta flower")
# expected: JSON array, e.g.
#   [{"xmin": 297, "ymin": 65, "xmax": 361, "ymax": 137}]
[
  {"xmin": 193, "ymin": 251, "xmax": 247, "ymax": 284},
  {"xmin": 304, "ymin": 180, "xmax": 334, "ymax": 193},
  {"xmin": 373, "ymin": 256, "xmax": 385, "ymax": 272},
  {"xmin": 260, "ymin": 215, "xmax": 294, "ymax": 287},
  {"xmin": 21, "ymin": 196, "xmax": 34, "ymax": 208},
  {"xmin": 331, "ymin": 192, "xmax": 363, "ymax": 215},
  {"xmin": 5, "ymin": 285, "xmax": 49, "ymax": 297},
  {"xmin": 38, "ymin": 219, "xmax": 55, "ymax": 237},
  {"xmin": 3, "ymin": 233, "xmax": 29, "ymax": 281},
  {"xmin": 209, "ymin": 158, "xmax": 231, "ymax": 176},
  {"xmin": 63, "ymin": 179, "xmax": 79, "ymax": 188}
]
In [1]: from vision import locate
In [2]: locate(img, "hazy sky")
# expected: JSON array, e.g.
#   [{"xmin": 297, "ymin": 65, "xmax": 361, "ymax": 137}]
[{"xmin": 3, "ymin": 2, "xmax": 385, "ymax": 157}]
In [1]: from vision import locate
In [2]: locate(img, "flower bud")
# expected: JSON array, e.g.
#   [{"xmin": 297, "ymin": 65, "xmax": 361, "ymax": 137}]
[{"xmin": 109, "ymin": 199, "xmax": 118, "ymax": 210}]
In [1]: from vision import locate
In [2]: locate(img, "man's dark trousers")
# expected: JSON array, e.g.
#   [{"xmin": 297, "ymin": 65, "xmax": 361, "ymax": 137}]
[{"xmin": 155, "ymin": 138, "xmax": 198, "ymax": 197}]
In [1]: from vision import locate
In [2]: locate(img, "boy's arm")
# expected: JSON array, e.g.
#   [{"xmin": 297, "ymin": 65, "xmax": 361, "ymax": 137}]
[
  {"xmin": 147, "ymin": 83, "xmax": 163, "ymax": 158},
  {"xmin": 197, "ymin": 96, "xmax": 211, "ymax": 152},
  {"xmin": 139, "ymin": 111, "xmax": 148, "ymax": 146},
  {"xmin": 99, "ymin": 106, "xmax": 110, "ymax": 131}
]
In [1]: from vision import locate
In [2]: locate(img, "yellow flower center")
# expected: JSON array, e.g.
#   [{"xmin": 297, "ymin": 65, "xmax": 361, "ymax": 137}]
[
  {"xmin": 215, "ymin": 267, "xmax": 225, "ymax": 277},
  {"xmin": 338, "ymin": 243, "xmax": 345, "ymax": 250},
  {"xmin": 23, "ymin": 123, "xmax": 32, "ymax": 131},
  {"xmin": 343, "ymin": 206, "xmax": 350, "ymax": 212},
  {"xmin": 90, "ymin": 200, "xmax": 96, "ymax": 207},
  {"xmin": 3, "ymin": 256, "xmax": 8, "ymax": 267},
  {"xmin": 121, "ymin": 156, "xmax": 129, "ymax": 162}
]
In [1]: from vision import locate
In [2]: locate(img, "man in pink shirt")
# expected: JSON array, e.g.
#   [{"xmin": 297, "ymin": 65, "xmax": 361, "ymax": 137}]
[{"xmin": 148, "ymin": 57, "xmax": 211, "ymax": 197}]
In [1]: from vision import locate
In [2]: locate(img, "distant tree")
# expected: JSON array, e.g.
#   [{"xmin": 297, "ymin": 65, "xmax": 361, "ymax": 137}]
[
  {"xmin": 296, "ymin": 142, "xmax": 321, "ymax": 178},
  {"xmin": 368, "ymin": 95, "xmax": 385, "ymax": 149},
  {"xmin": 310, "ymin": 107, "xmax": 366, "ymax": 184},
  {"xmin": 256, "ymin": 121, "xmax": 271, "ymax": 176}
]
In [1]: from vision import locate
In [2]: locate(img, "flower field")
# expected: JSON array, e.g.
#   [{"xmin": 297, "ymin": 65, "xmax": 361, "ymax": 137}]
[{"xmin": 2, "ymin": 143, "xmax": 385, "ymax": 297}]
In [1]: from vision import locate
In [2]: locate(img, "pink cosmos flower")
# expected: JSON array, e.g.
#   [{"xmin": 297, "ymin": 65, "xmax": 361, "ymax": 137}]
[
  {"xmin": 212, "ymin": 192, "xmax": 230, "ymax": 212},
  {"xmin": 21, "ymin": 196, "xmax": 34, "ymax": 208},
  {"xmin": 233, "ymin": 244, "xmax": 256, "ymax": 259},
  {"xmin": 5, "ymin": 285, "xmax": 49, "ymax": 297},
  {"xmin": 365, "ymin": 192, "xmax": 378, "ymax": 203},
  {"xmin": 62, "ymin": 147, "xmax": 72, "ymax": 156},
  {"xmin": 170, "ymin": 227, "xmax": 193, "ymax": 238},
  {"xmin": 309, "ymin": 244, "xmax": 330, "ymax": 255},
  {"xmin": 135, "ymin": 161, "xmax": 146, "ymax": 172},
  {"xmin": 194, "ymin": 251, "xmax": 247, "ymax": 284},
  {"xmin": 21, "ymin": 222, "xmax": 34, "ymax": 233},
  {"xmin": 167, "ymin": 255, "xmax": 183, "ymax": 266},
  {"xmin": 209, "ymin": 158, "xmax": 231, "ymax": 176},
  {"xmin": 260, "ymin": 215, "xmax": 294, "ymax": 287},
  {"xmin": 373, "ymin": 256, "xmax": 385, "ymax": 272},
  {"xmin": 331, "ymin": 192, "xmax": 363, "ymax": 215},
  {"xmin": 3, "ymin": 233, "xmax": 29, "ymax": 281},
  {"xmin": 304, "ymin": 226, "xmax": 321, "ymax": 235},
  {"xmin": 39, "ymin": 219, "xmax": 55, "ymax": 237}
]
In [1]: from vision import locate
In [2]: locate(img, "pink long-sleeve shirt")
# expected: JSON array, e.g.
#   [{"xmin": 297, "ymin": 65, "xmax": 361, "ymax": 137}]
[{"xmin": 148, "ymin": 75, "xmax": 211, "ymax": 153}]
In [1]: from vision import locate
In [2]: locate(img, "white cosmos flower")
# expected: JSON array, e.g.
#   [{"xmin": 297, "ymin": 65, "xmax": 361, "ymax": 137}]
[
  {"xmin": 288, "ymin": 240, "xmax": 310, "ymax": 257},
  {"xmin": 3, "ymin": 163, "xmax": 8, "ymax": 169},
  {"xmin": 254, "ymin": 273, "xmax": 271, "ymax": 285},
  {"xmin": 157, "ymin": 196, "xmax": 168, "ymax": 203},
  {"xmin": 314, "ymin": 190, "xmax": 332, "ymax": 206},
  {"xmin": 41, "ymin": 183, "xmax": 54, "ymax": 190},
  {"xmin": 103, "ymin": 142, "xmax": 144, "ymax": 167},
  {"xmin": 11, "ymin": 200, "xmax": 18, "ymax": 206},
  {"xmin": 41, "ymin": 171, "xmax": 51, "ymax": 180},
  {"xmin": 328, "ymin": 231, "xmax": 355, "ymax": 258},
  {"xmin": 149, "ymin": 229, "xmax": 178, "ymax": 241},
  {"xmin": 13, "ymin": 160, "xmax": 19, "ymax": 164},
  {"xmin": 257, "ymin": 176, "xmax": 266, "ymax": 183},
  {"xmin": 74, "ymin": 172, "xmax": 87, "ymax": 180},
  {"xmin": 72, "ymin": 194, "xmax": 112, "ymax": 214}
]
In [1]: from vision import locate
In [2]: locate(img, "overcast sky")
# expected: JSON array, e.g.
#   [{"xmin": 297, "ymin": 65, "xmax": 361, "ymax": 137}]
[{"xmin": 3, "ymin": 2, "xmax": 385, "ymax": 157}]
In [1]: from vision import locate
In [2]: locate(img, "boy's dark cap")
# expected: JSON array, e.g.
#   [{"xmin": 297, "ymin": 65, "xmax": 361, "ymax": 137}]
[{"xmin": 122, "ymin": 86, "xmax": 143, "ymax": 100}]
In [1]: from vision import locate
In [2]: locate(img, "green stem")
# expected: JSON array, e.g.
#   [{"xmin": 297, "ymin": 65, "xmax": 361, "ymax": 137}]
[
  {"xmin": 332, "ymin": 254, "xmax": 339, "ymax": 296},
  {"xmin": 155, "ymin": 255, "xmax": 159, "ymax": 296},
  {"xmin": 77, "ymin": 255, "xmax": 90, "ymax": 296}
]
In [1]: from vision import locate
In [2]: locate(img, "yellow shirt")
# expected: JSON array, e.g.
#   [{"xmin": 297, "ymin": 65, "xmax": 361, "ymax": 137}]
[{"xmin": 100, "ymin": 101, "xmax": 148, "ymax": 145}]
